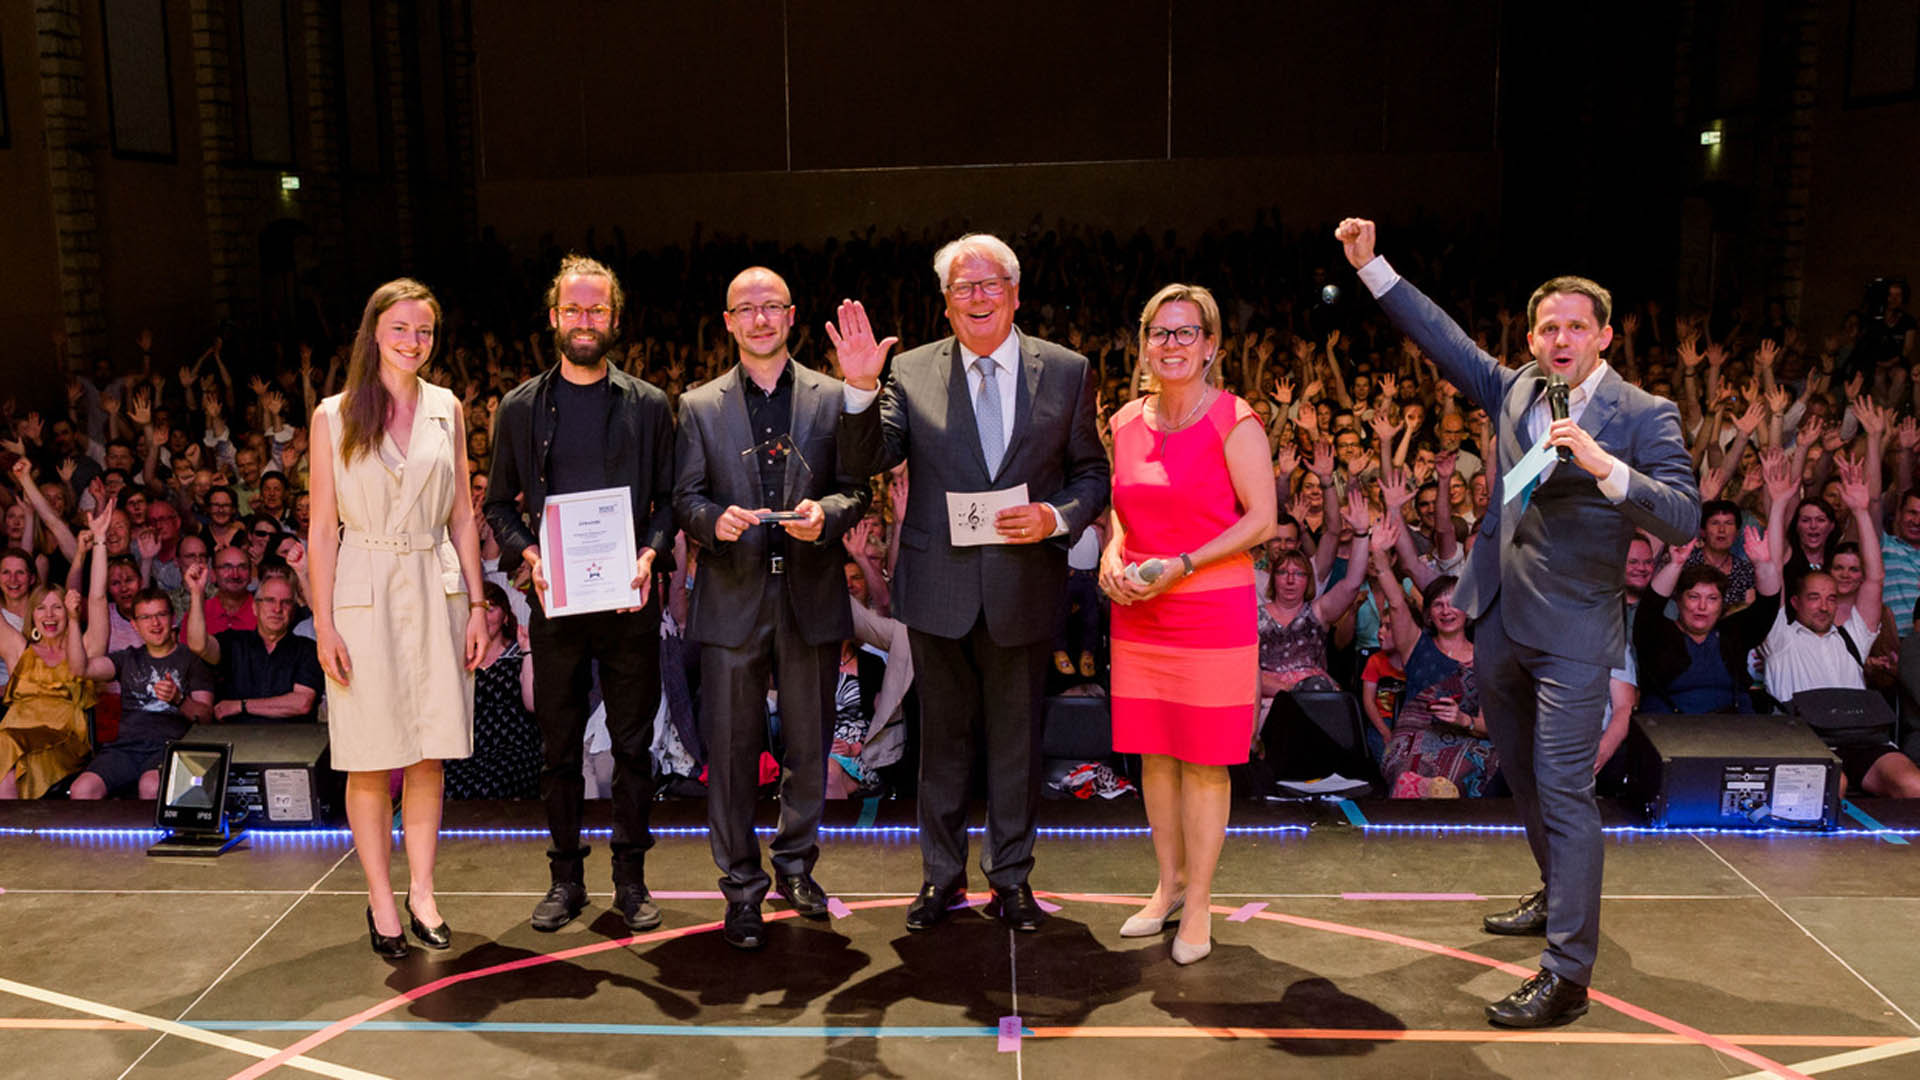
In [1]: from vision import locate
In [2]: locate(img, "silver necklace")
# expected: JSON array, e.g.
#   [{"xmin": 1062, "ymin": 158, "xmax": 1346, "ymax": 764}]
[{"xmin": 1155, "ymin": 387, "xmax": 1215, "ymax": 452}]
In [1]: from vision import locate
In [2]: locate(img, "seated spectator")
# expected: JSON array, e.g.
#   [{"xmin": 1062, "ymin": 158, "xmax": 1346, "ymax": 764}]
[
  {"xmin": 203, "ymin": 485, "xmax": 243, "ymax": 549},
  {"xmin": 203, "ymin": 545, "xmax": 257, "ymax": 634},
  {"xmin": 0, "ymin": 547, "xmax": 35, "ymax": 689},
  {"xmin": 1257, "ymin": 490, "xmax": 1371, "ymax": 705},
  {"xmin": 1684, "ymin": 500, "xmax": 1757, "ymax": 610},
  {"xmin": 1829, "ymin": 541, "xmax": 1900, "ymax": 688},
  {"xmin": 241, "ymin": 513, "xmax": 282, "ymax": 569},
  {"xmin": 0, "ymin": 585, "xmax": 95, "ymax": 797},
  {"xmin": 73, "ymin": 586, "xmax": 214, "ymax": 798},
  {"xmin": 1368, "ymin": 519, "xmax": 1498, "ymax": 797},
  {"xmin": 826, "ymin": 562, "xmax": 915, "ymax": 798},
  {"xmin": 1635, "ymin": 530, "xmax": 1782, "ymax": 714},
  {"xmin": 1878, "ymin": 487, "xmax": 1920, "ymax": 636},
  {"xmin": 1359, "ymin": 602, "xmax": 1406, "ymax": 763},
  {"xmin": 182, "ymin": 565, "xmax": 321, "ymax": 723},
  {"xmin": 445, "ymin": 582, "xmax": 539, "ymax": 799}
]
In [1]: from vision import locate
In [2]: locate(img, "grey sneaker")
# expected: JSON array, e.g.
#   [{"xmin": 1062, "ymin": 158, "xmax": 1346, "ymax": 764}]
[
  {"xmin": 530, "ymin": 881, "xmax": 588, "ymax": 932},
  {"xmin": 613, "ymin": 883, "xmax": 662, "ymax": 931}
]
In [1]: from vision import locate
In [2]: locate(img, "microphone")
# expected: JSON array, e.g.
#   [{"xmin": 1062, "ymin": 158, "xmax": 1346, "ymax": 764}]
[
  {"xmin": 1546, "ymin": 373, "xmax": 1572, "ymax": 462},
  {"xmin": 1125, "ymin": 559, "xmax": 1168, "ymax": 587}
]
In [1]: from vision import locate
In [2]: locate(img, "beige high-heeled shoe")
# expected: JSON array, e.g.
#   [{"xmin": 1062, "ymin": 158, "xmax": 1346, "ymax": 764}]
[
  {"xmin": 1120, "ymin": 893, "xmax": 1185, "ymax": 938},
  {"xmin": 1170, "ymin": 932, "xmax": 1212, "ymax": 965}
]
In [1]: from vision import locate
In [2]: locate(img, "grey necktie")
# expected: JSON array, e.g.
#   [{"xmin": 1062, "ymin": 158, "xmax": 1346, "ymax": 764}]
[{"xmin": 973, "ymin": 354, "xmax": 1003, "ymax": 476}]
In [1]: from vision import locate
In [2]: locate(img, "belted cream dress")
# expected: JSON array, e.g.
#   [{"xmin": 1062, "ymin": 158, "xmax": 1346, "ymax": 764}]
[{"xmin": 319, "ymin": 383, "xmax": 474, "ymax": 770}]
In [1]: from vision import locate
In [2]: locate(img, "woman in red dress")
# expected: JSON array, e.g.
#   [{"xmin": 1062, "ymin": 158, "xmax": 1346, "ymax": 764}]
[{"xmin": 1101, "ymin": 284, "xmax": 1276, "ymax": 964}]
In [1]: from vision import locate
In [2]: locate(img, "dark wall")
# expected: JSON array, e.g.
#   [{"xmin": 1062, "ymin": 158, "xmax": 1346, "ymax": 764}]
[{"xmin": 471, "ymin": 0, "xmax": 1502, "ymax": 249}]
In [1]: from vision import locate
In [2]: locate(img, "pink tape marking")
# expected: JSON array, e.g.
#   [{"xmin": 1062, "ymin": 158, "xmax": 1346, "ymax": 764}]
[
  {"xmin": 1341, "ymin": 892, "xmax": 1485, "ymax": 901},
  {"xmin": 1036, "ymin": 898, "xmax": 1062, "ymax": 914},
  {"xmin": 826, "ymin": 897, "xmax": 853, "ymax": 919},
  {"xmin": 1227, "ymin": 902, "xmax": 1268, "ymax": 922},
  {"xmin": 997, "ymin": 1015, "xmax": 1022, "ymax": 1052},
  {"xmin": 649, "ymin": 891, "xmax": 726, "ymax": 900}
]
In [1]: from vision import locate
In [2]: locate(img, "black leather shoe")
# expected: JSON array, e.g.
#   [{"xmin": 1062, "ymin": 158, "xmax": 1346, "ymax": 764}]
[
  {"xmin": 404, "ymin": 898, "xmax": 451, "ymax": 950},
  {"xmin": 1482, "ymin": 889, "xmax": 1549, "ymax": 936},
  {"xmin": 984, "ymin": 883, "xmax": 1047, "ymax": 932},
  {"xmin": 366, "ymin": 907, "xmax": 409, "ymax": 959},
  {"xmin": 530, "ymin": 881, "xmax": 588, "ymax": 932},
  {"xmin": 722, "ymin": 902, "xmax": 766, "ymax": 950},
  {"xmin": 613, "ymin": 884, "xmax": 663, "ymax": 932},
  {"xmin": 1486, "ymin": 969, "xmax": 1589, "ymax": 1028},
  {"xmin": 775, "ymin": 873, "xmax": 831, "ymax": 919},
  {"xmin": 904, "ymin": 881, "xmax": 967, "ymax": 931}
]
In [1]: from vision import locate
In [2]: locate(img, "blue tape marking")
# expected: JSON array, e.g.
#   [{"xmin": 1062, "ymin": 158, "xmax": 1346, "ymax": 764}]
[
  {"xmin": 1842, "ymin": 800, "xmax": 1910, "ymax": 845},
  {"xmin": 856, "ymin": 796, "xmax": 880, "ymax": 829},
  {"xmin": 1337, "ymin": 799, "xmax": 1368, "ymax": 826}
]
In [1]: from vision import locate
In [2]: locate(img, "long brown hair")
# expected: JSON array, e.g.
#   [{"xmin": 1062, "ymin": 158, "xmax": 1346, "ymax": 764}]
[{"xmin": 338, "ymin": 279, "xmax": 441, "ymax": 464}]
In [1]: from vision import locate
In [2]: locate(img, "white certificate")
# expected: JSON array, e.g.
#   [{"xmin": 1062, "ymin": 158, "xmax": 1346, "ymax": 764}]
[
  {"xmin": 946, "ymin": 483, "xmax": 1029, "ymax": 547},
  {"xmin": 537, "ymin": 486, "xmax": 642, "ymax": 616}
]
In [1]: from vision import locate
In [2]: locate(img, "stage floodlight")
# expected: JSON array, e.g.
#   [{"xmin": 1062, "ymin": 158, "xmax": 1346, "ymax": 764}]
[
  {"xmin": 148, "ymin": 740, "xmax": 244, "ymax": 857},
  {"xmin": 1700, "ymin": 130, "xmax": 1722, "ymax": 146}
]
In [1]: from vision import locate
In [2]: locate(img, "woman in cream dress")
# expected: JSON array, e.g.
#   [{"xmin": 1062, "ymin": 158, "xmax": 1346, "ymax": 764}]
[{"xmin": 309, "ymin": 278, "xmax": 487, "ymax": 958}]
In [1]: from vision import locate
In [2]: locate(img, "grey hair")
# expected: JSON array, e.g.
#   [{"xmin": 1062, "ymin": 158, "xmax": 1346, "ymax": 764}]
[{"xmin": 931, "ymin": 233, "xmax": 1021, "ymax": 290}]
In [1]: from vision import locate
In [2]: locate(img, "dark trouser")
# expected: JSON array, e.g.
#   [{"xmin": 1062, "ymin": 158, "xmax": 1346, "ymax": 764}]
[
  {"xmin": 909, "ymin": 614, "xmax": 1050, "ymax": 893},
  {"xmin": 530, "ymin": 604, "xmax": 660, "ymax": 888},
  {"xmin": 1475, "ymin": 596, "xmax": 1610, "ymax": 986},
  {"xmin": 701, "ymin": 584, "xmax": 838, "ymax": 906},
  {"xmin": 1052, "ymin": 569, "xmax": 1102, "ymax": 658}
]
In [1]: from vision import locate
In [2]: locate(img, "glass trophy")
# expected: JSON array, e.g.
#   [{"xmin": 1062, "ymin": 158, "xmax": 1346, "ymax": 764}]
[{"xmin": 743, "ymin": 434, "xmax": 813, "ymax": 523}]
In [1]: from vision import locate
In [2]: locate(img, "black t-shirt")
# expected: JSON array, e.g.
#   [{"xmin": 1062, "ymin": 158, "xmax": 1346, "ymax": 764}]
[
  {"xmin": 549, "ymin": 374, "xmax": 612, "ymax": 496},
  {"xmin": 110, "ymin": 643, "xmax": 215, "ymax": 744},
  {"xmin": 214, "ymin": 629, "xmax": 324, "ymax": 722}
]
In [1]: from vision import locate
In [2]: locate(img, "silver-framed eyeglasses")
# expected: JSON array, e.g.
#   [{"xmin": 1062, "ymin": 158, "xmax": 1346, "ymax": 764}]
[
  {"xmin": 946, "ymin": 276, "xmax": 1010, "ymax": 300},
  {"xmin": 1146, "ymin": 325, "xmax": 1205, "ymax": 346},
  {"xmin": 726, "ymin": 301, "xmax": 793, "ymax": 320}
]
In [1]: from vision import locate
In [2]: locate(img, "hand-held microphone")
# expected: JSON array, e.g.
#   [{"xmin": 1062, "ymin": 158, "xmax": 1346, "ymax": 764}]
[
  {"xmin": 1546, "ymin": 373, "xmax": 1572, "ymax": 462},
  {"xmin": 1124, "ymin": 559, "xmax": 1168, "ymax": 587}
]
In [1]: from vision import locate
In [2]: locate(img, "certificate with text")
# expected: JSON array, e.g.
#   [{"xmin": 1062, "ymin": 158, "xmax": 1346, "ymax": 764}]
[{"xmin": 538, "ymin": 486, "xmax": 642, "ymax": 616}]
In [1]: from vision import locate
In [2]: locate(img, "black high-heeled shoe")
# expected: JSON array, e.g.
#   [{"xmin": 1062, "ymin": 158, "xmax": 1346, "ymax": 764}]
[
  {"xmin": 367, "ymin": 907, "xmax": 409, "ymax": 959},
  {"xmin": 406, "ymin": 898, "xmax": 451, "ymax": 950}
]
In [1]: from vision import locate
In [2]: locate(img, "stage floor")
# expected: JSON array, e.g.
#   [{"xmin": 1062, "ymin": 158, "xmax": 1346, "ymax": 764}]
[{"xmin": 2, "ymin": 796, "xmax": 1918, "ymax": 1080}]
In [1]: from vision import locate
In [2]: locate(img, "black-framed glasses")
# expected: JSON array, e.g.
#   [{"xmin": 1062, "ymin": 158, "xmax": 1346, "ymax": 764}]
[
  {"xmin": 946, "ymin": 276, "xmax": 1010, "ymax": 300},
  {"xmin": 726, "ymin": 301, "xmax": 792, "ymax": 320},
  {"xmin": 1145, "ymin": 325, "xmax": 1205, "ymax": 346},
  {"xmin": 251, "ymin": 528, "xmax": 277, "ymax": 539},
  {"xmin": 554, "ymin": 304, "xmax": 615, "ymax": 323}
]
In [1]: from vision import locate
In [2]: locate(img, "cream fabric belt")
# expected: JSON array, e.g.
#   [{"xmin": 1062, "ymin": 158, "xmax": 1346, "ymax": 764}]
[{"xmin": 342, "ymin": 528, "xmax": 439, "ymax": 553}]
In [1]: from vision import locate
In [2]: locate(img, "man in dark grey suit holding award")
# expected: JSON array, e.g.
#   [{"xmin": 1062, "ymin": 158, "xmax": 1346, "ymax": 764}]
[
  {"xmin": 829, "ymin": 233, "xmax": 1109, "ymax": 933},
  {"xmin": 674, "ymin": 267, "xmax": 871, "ymax": 950},
  {"xmin": 1338, "ymin": 218, "xmax": 1699, "ymax": 1027}
]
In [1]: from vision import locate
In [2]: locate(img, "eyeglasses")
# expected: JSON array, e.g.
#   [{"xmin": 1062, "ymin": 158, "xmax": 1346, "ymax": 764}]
[
  {"xmin": 726, "ymin": 302, "xmax": 791, "ymax": 320},
  {"xmin": 1145, "ymin": 325, "xmax": 1205, "ymax": 347},
  {"xmin": 252, "ymin": 529, "xmax": 277, "ymax": 539},
  {"xmin": 134, "ymin": 611, "xmax": 171, "ymax": 624},
  {"xmin": 554, "ymin": 304, "xmax": 615, "ymax": 323},
  {"xmin": 946, "ymin": 276, "xmax": 1010, "ymax": 300}
]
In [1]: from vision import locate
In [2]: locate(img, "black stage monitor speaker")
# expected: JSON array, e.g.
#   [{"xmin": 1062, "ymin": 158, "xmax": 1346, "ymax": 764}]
[
  {"xmin": 1042, "ymin": 695, "xmax": 1114, "ymax": 762},
  {"xmin": 1625, "ymin": 713, "xmax": 1841, "ymax": 829},
  {"xmin": 182, "ymin": 722, "xmax": 333, "ymax": 827}
]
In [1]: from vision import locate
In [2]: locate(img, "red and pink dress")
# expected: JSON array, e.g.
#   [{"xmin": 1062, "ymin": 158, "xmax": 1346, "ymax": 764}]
[{"xmin": 1108, "ymin": 392, "xmax": 1260, "ymax": 765}]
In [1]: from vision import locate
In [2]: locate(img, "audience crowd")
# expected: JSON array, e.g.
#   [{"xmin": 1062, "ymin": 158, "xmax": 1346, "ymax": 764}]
[{"xmin": 3, "ymin": 216, "xmax": 1917, "ymax": 804}]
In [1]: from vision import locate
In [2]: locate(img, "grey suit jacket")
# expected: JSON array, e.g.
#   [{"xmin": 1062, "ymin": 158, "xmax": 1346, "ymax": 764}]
[
  {"xmin": 837, "ymin": 329, "xmax": 1110, "ymax": 646},
  {"xmin": 674, "ymin": 361, "xmax": 870, "ymax": 650},
  {"xmin": 1379, "ymin": 279, "xmax": 1700, "ymax": 667}
]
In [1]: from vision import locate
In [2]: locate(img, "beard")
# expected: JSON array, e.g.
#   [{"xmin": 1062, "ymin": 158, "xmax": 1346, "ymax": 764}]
[{"xmin": 554, "ymin": 326, "xmax": 615, "ymax": 367}]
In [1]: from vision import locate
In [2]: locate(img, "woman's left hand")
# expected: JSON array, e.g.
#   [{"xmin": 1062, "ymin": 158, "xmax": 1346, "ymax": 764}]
[{"xmin": 464, "ymin": 606, "xmax": 489, "ymax": 670}]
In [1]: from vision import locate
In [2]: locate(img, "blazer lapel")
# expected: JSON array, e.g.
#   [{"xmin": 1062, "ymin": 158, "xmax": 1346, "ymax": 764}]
[
  {"xmin": 995, "ymin": 330, "xmax": 1041, "ymax": 481},
  {"xmin": 390, "ymin": 380, "xmax": 440, "ymax": 525},
  {"xmin": 785, "ymin": 365, "xmax": 819, "ymax": 502},
  {"xmin": 1577, "ymin": 370, "xmax": 1621, "ymax": 447},
  {"xmin": 718, "ymin": 368, "xmax": 759, "ymax": 500},
  {"xmin": 947, "ymin": 341, "xmax": 992, "ymax": 481}
]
